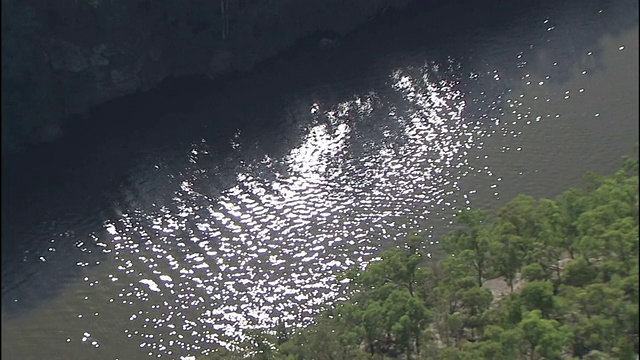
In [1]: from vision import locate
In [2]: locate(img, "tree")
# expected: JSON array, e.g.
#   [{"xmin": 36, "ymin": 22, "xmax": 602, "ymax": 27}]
[
  {"xmin": 458, "ymin": 286, "xmax": 493, "ymax": 339},
  {"xmin": 436, "ymin": 255, "xmax": 477, "ymax": 317},
  {"xmin": 521, "ymin": 263, "xmax": 547, "ymax": 282},
  {"xmin": 519, "ymin": 310, "xmax": 571, "ymax": 360},
  {"xmin": 384, "ymin": 289, "xmax": 431, "ymax": 358},
  {"xmin": 441, "ymin": 209, "xmax": 492, "ymax": 287},
  {"xmin": 520, "ymin": 281, "xmax": 555, "ymax": 319},
  {"xmin": 496, "ymin": 195, "xmax": 539, "ymax": 242},
  {"xmin": 342, "ymin": 237, "xmax": 433, "ymax": 358},
  {"xmin": 562, "ymin": 257, "xmax": 597, "ymax": 287},
  {"xmin": 555, "ymin": 188, "xmax": 589, "ymax": 258},
  {"xmin": 601, "ymin": 217, "xmax": 638, "ymax": 273},
  {"xmin": 358, "ymin": 234, "xmax": 424, "ymax": 297},
  {"xmin": 277, "ymin": 311, "xmax": 368, "ymax": 360},
  {"xmin": 467, "ymin": 325, "xmax": 522, "ymax": 360},
  {"xmin": 489, "ymin": 222, "xmax": 524, "ymax": 292},
  {"xmin": 529, "ymin": 198, "xmax": 566, "ymax": 280}
]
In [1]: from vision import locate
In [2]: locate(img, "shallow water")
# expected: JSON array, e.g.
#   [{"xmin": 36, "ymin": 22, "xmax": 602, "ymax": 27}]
[{"xmin": 2, "ymin": 0, "xmax": 638, "ymax": 358}]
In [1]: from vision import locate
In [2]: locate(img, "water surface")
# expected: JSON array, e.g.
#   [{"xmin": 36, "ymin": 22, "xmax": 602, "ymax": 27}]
[{"xmin": 2, "ymin": 0, "xmax": 638, "ymax": 358}]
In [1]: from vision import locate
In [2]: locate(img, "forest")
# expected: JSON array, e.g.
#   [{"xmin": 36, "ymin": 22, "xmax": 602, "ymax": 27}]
[{"xmin": 207, "ymin": 157, "xmax": 639, "ymax": 360}]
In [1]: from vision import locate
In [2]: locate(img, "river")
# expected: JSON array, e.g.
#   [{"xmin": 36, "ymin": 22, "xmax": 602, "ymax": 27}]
[{"xmin": 1, "ymin": 0, "xmax": 638, "ymax": 358}]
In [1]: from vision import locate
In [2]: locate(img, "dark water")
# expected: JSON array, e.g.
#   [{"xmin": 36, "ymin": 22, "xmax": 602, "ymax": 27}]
[{"xmin": 2, "ymin": 0, "xmax": 638, "ymax": 358}]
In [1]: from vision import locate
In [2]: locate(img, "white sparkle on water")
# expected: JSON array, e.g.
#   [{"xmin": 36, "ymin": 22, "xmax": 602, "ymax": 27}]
[{"xmin": 94, "ymin": 59, "xmax": 481, "ymax": 356}]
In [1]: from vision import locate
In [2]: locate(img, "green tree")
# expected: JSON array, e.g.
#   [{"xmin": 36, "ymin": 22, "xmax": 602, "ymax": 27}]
[
  {"xmin": 555, "ymin": 187, "xmax": 589, "ymax": 259},
  {"xmin": 467, "ymin": 325, "xmax": 522, "ymax": 360},
  {"xmin": 458, "ymin": 286, "xmax": 493, "ymax": 340},
  {"xmin": 496, "ymin": 195, "xmax": 540, "ymax": 242},
  {"xmin": 562, "ymin": 257, "xmax": 597, "ymax": 287},
  {"xmin": 520, "ymin": 281, "xmax": 555, "ymax": 319},
  {"xmin": 277, "ymin": 312, "xmax": 367, "ymax": 360},
  {"xmin": 384, "ymin": 289, "xmax": 431, "ymax": 357},
  {"xmin": 489, "ymin": 221, "xmax": 524, "ymax": 292},
  {"xmin": 343, "ymin": 237, "xmax": 433, "ymax": 358},
  {"xmin": 528, "ymin": 198, "xmax": 566, "ymax": 280},
  {"xmin": 519, "ymin": 310, "xmax": 571, "ymax": 360},
  {"xmin": 521, "ymin": 263, "xmax": 547, "ymax": 282},
  {"xmin": 441, "ymin": 210, "xmax": 492, "ymax": 287}
]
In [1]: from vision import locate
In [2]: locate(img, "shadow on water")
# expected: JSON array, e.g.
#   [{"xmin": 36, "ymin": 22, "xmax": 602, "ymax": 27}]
[{"xmin": 1, "ymin": 0, "xmax": 637, "ymax": 319}]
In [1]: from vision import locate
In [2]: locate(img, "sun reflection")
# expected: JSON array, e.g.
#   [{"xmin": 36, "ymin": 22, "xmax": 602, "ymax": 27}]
[{"xmin": 91, "ymin": 58, "xmax": 488, "ymax": 357}]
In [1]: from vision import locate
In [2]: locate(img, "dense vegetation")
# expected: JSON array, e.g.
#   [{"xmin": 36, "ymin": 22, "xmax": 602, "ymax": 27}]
[{"xmin": 208, "ymin": 157, "xmax": 639, "ymax": 360}]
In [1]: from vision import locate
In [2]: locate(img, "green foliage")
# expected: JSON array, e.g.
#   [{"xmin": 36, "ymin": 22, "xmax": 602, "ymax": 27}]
[
  {"xmin": 441, "ymin": 210, "xmax": 492, "ymax": 287},
  {"xmin": 339, "ymin": 237, "xmax": 433, "ymax": 358},
  {"xmin": 519, "ymin": 310, "xmax": 571, "ymax": 360},
  {"xmin": 521, "ymin": 263, "xmax": 546, "ymax": 282},
  {"xmin": 562, "ymin": 257, "xmax": 598, "ymax": 287},
  {"xmin": 520, "ymin": 281, "xmax": 555, "ymax": 318},
  {"xmin": 276, "ymin": 313, "xmax": 368, "ymax": 360}
]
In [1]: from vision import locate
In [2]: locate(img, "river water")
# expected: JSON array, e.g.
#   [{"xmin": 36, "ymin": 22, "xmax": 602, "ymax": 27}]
[{"xmin": 1, "ymin": 0, "xmax": 638, "ymax": 358}]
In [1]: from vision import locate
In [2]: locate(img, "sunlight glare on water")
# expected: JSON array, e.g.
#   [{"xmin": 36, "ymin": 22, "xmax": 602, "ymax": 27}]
[{"xmin": 93, "ymin": 60, "xmax": 477, "ymax": 356}]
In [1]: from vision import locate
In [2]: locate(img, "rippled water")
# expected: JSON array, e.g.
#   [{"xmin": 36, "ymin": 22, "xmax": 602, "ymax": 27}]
[{"xmin": 2, "ymin": 0, "xmax": 638, "ymax": 358}]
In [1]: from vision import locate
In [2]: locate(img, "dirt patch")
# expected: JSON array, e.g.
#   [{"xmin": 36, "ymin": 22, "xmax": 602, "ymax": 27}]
[{"xmin": 483, "ymin": 273, "xmax": 524, "ymax": 302}]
